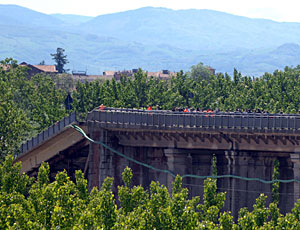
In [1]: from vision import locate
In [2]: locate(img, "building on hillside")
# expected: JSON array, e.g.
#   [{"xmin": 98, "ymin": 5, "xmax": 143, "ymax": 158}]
[
  {"xmin": 1, "ymin": 62, "xmax": 58, "ymax": 78},
  {"xmin": 72, "ymin": 70, "xmax": 87, "ymax": 76},
  {"xmin": 19, "ymin": 62, "xmax": 58, "ymax": 78},
  {"xmin": 32, "ymin": 64, "xmax": 57, "ymax": 73},
  {"xmin": 71, "ymin": 74, "xmax": 113, "ymax": 83},
  {"xmin": 102, "ymin": 69, "xmax": 176, "ymax": 81},
  {"xmin": 69, "ymin": 68, "xmax": 178, "ymax": 83},
  {"xmin": 103, "ymin": 70, "xmax": 116, "ymax": 76},
  {"xmin": 0, "ymin": 64, "xmax": 10, "ymax": 71},
  {"xmin": 103, "ymin": 69, "xmax": 135, "ymax": 81},
  {"xmin": 147, "ymin": 70, "xmax": 176, "ymax": 80},
  {"xmin": 113, "ymin": 70, "xmax": 134, "ymax": 81},
  {"xmin": 208, "ymin": 66, "xmax": 216, "ymax": 75}
]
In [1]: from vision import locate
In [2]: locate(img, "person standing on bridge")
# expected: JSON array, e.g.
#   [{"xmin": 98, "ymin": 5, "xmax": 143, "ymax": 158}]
[
  {"xmin": 98, "ymin": 104, "xmax": 106, "ymax": 110},
  {"xmin": 147, "ymin": 106, "xmax": 152, "ymax": 111}
]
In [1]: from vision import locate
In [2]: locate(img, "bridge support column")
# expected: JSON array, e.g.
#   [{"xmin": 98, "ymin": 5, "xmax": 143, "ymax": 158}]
[
  {"xmin": 226, "ymin": 151, "xmax": 267, "ymax": 217},
  {"xmin": 190, "ymin": 152, "xmax": 212, "ymax": 198},
  {"xmin": 88, "ymin": 127, "xmax": 113, "ymax": 191},
  {"xmin": 226, "ymin": 151, "xmax": 279, "ymax": 217},
  {"xmin": 225, "ymin": 151, "xmax": 248, "ymax": 216},
  {"xmin": 291, "ymin": 153, "xmax": 300, "ymax": 204},
  {"xmin": 164, "ymin": 148, "xmax": 191, "ymax": 192},
  {"xmin": 277, "ymin": 156, "xmax": 294, "ymax": 214}
]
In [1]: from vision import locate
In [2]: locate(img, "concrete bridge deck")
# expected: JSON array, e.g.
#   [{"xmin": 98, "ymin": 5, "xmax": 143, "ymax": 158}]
[
  {"xmin": 86, "ymin": 108, "xmax": 300, "ymax": 153},
  {"xmin": 87, "ymin": 108, "xmax": 300, "ymax": 133},
  {"xmin": 18, "ymin": 109, "xmax": 300, "ymax": 158}
]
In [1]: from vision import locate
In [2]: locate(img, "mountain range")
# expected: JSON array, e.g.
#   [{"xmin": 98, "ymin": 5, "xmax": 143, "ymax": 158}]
[{"xmin": 1, "ymin": 4, "xmax": 300, "ymax": 76}]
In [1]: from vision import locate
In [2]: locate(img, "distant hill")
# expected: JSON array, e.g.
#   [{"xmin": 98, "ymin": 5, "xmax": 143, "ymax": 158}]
[
  {"xmin": 80, "ymin": 7, "xmax": 300, "ymax": 51},
  {"xmin": 0, "ymin": 22, "xmax": 196, "ymax": 73},
  {"xmin": 0, "ymin": 4, "xmax": 63, "ymax": 28},
  {"xmin": 51, "ymin": 14, "xmax": 93, "ymax": 25},
  {"xmin": 1, "ymin": 5, "xmax": 300, "ymax": 75},
  {"xmin": 272, "ymin": 43, "xmax": 300, "ymax": 56}
]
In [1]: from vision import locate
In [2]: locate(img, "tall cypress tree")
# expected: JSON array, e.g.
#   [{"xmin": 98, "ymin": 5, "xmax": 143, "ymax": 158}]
[{"xmin": 51, "ymin": 48, "xmax": 69, "ymax": 73}]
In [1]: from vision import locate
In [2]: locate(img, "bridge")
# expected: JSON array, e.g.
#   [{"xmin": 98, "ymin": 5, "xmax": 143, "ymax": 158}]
[{"xmin": 15, "ymin": 108, "xmax": 300, "ymax": 217}]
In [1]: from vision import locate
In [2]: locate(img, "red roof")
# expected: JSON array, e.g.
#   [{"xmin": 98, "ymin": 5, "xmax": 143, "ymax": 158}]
[{"xmin": 33, "ymin": 65, "xmax": 57, "ymax": 73}]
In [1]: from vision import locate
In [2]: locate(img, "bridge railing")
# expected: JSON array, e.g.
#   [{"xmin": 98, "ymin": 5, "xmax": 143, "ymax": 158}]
[
  {"xmin": 18, "ymin": 112, "xmax": 77, "ymax": 157},
  {"xmin": 87, "ymin": 109, "xmax": 300, "ymax": 131}
]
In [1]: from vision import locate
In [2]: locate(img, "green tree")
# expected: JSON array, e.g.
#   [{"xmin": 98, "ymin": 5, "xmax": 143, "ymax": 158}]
[
  {"xmin": 272, "ymin": 160, "xmax": 280, "ymax": 204},
  {"xmin": 133, "ymin": 69, "xmax": 148, "ymax": 108},
  {"xmin": 1, "ymin": 156, "xmax": 300, "ymax": 229},
  {"xmin": 29, "ymin": 74, "xmax": 67, "ymax": 131},
  {"xmin": 189, "ymin": 62, "xmax": 213, "ymax": 81},
  {"xmin": 198, "ymin": 156, "xmax": 226, "ymax": 224},
  {"xmin": 51, "ymin": 48, "xmax": 69, "ymax": 73},
  {"xmin": 0, "ymin": 60, "xmax": 31, "ymax": 158}
]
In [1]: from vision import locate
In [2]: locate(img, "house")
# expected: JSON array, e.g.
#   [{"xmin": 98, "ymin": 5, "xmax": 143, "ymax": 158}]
[
  {"xmin": 19, "ymin": 62, "xmax": 58, "ymax": 78},
  {"xmin": 102, "ymin": 69, "xmax": 176, "ymax": 81},
  {"xmin": 113, "ymin": 70, "xmax": 134, "ymax": 81},
  {"xmin": 103, "ymin": 70, "xmax": 135, "ymax": 81},
  {"xmin": 147, "ymin": 70, "xmax": 176, "ymax": 80},
  {"xmin": 0, "ymin": 62, "xmax": 58, "ymax": 78},
  {"xmin": 71, "ymin": 74, "xmax": 113, "ymax": 83},
  {"xmin": 208, "ymin": 66, "xmax": 216, "ymax": 75},
  {"xmin": 103, "ymin": 70, "xmax": 117, "ymax": 76},
  {"xmin": 32, "ymin": 64, "xmax": 57, "ymax": 73}
]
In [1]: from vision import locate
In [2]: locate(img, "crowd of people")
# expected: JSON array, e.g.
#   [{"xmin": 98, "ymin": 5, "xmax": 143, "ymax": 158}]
[
  {"xmin": 148, "ymin": 106, "xmax": 280, "ymax": 114},
  {"xmin": 98, "ymin": 104, "xmax": 294, "ymax": 114}
]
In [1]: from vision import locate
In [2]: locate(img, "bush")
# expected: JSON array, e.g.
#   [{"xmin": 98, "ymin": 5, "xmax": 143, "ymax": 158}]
[{"xmin": 0, "ymin": 156, "xmax": 300, "ymax": 229}]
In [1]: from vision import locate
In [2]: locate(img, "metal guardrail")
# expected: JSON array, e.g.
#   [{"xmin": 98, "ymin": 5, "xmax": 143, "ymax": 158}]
[
  {"xmin": 17, "ymin": 108, "xmax": 300, "ymax": 157},
  {"xmin": 87, "ymin": 108, "xmax": 300, "ymax": 132},
  {"xmin": 18, "ymin": 112, "xmax": 77, "ymax": 156}
]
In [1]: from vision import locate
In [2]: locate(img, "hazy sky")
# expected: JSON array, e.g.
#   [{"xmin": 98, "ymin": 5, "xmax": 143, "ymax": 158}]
[{"xmin": 1, "ymin": 0, "xmax": 300, "ymax": 22}]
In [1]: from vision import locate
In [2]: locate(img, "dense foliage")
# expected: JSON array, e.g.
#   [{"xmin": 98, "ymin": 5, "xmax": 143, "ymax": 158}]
[
  {"xmin": 72, "ymin": 66, "xmax": 300, "ymax": 117},
  {"xmin": 2, "ymin": 59, "xmax": 300, "ymax": 228},
  {"xmin": 2, "ymin": 58, "xmax": 300, "ymax": 159},
  {"xmin": 0, "ymin": 58, "xmax": 68, "ymax": 159},
  {"xmin": 1, "ymin": 156, "xmax": 300, "ymax": 229}
]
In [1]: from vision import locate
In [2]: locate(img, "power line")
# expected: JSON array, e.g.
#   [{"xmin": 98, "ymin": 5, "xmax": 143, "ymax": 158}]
[
  {"xmin": 71, "ymin": 124, "xmax": 300, "ymax": 184},
  {"xmin": 182, "ymin": 183, "xmax": 300, "ymax": 197}
]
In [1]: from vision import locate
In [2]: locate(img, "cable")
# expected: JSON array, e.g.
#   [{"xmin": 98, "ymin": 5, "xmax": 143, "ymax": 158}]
[
  {"xmin": 71, "ymin": 124, "xmax": 300, "ymax": 184},
  {"xmin": 71, "ymin": 124, "xmax": 176, "ymax": 178},
  {"xmin": 181, "ymin": 174, "xmax": 300, "ymax": 184},
  {"xmin": 182, "ymin": 183, "xmax": 300, "ymax": 197}
]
